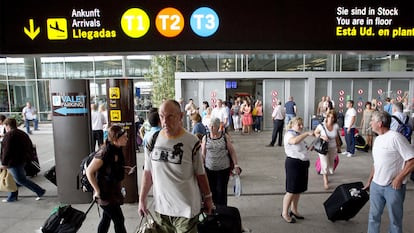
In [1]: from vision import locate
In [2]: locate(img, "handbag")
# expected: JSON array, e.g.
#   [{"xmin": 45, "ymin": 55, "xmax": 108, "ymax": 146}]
[
  {"xmin": 0, "ymin": 168, "xmax": 18, "ymax": 192},
  {"xmin": 314, "ymin": 124, "xmax": 329, "ymax": 155},
  {"xmin": 135, "ymin": 212, "xmax": 160, "ymax": 233}
]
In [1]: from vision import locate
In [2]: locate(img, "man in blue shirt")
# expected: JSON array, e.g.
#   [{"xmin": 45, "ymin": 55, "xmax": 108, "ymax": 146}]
[
  {"xmin": 284, "ymin": 96, "xmax": 297, "ymax": 126},
  {"xmin": 383, "ymin": 97, "xmax": 393, "ymax": 114}
]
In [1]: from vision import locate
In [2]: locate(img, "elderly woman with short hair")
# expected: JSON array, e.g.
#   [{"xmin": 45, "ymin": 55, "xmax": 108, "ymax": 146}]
[
  {"xmin": 281, "ymin": 117, "xmax": 314, "ymax": 223},
  {"xmin": 201, "ymin": 117, "xmax": 241, "ymax": 205}
]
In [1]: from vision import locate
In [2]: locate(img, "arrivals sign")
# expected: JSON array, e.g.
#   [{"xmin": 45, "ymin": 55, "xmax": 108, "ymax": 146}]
[{"xmin": 0, "ymin": 0, "xmax": 413, "ymax": 54}]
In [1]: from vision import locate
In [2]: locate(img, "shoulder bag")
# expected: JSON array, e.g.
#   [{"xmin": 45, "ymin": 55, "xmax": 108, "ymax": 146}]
[
  {"xmin": 0, "ymin": 168, "xmax": 17, "ymax": 192},
  {"xmin": 314, "ymin": 124, "xmax": 329, "ymax": 155}
]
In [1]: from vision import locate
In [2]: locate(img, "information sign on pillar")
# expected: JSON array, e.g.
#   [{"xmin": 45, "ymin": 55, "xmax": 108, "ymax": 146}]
[
  {"xmin": 51, "ymin": 80, "xmax": 92, "ymax": 204},
  {"xmin": 106, "ymin": 79, "xmax": 137, "ymax": 203}
]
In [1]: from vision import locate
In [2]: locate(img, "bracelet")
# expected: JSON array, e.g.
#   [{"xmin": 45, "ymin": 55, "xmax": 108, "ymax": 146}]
[{"xmin": 204, "ymin": 192, "xmax": 212, "ymax": 199}]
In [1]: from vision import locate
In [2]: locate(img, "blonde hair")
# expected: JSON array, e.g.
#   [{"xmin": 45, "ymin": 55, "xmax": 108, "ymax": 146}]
[{"xmin": 287, "ymin": 117, "xmax": 303, "ymax": 130}]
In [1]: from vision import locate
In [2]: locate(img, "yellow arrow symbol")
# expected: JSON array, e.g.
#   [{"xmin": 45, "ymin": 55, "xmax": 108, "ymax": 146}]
[{"xmin": 24, "ymin": 19, "xmax": 40, "ymax": 40}]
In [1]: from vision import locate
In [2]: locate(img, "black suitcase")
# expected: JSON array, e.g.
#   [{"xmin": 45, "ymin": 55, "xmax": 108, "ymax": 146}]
[
  {"xmin": 198, "ymin": 205, "xmax": 242, "ymax": 233},
  {"xmin": 44, "ymin": 166, "xmax": 57, "ymax": 185},
  {"xmin": 41, "ymin": 200, "xmax": 96, "ymax": 233},
  {"xmin": 25, "ymin": 145, "xmax": 41, "ymax": 177},
  {"xmin": 323, "ymin": 181, "xmax": 369, "ymax": 222}
]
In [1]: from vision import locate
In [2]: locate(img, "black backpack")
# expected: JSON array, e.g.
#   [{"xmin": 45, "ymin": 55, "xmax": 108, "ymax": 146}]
[
  {"xmin": 146, "ymin": 130, "xmax": 160, "ymax": 153},
  {"xmin": 77, "ymin": 151, "xmax": 96, "ymax": 192}
]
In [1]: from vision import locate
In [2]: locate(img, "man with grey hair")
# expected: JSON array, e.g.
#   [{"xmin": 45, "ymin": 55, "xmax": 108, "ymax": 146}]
[
  {"xmin": 364, "ymin": 110, "xmax": 414, "ymax": 233},
  {"xmin": 139, "ymin": 100, "xmax": 213, "ymax": 233},
  {"xmin": 211, "ymin": 99, "xmax": 228, "ymax": 132}
]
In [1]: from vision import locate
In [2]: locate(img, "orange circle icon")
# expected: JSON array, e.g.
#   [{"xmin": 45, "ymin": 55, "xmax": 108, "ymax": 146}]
[{"xmin": 155, "ymin": 7, "xmax": 184, "ymax": 38}]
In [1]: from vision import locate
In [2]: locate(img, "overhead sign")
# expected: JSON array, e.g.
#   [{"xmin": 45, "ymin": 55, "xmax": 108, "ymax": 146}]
[{"xmin": 1, "ymin": 0, "xmax": 413, "ymax": 54}]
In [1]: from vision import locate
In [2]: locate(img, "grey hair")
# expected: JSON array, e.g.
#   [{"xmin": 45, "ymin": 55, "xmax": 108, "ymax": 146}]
[
  {"xmin": 372, "ymin": 110, "xmax": 391, "ymax": 129},
  {"xmin": 210, "ymin": 117, "xmax": 221, "ymax": 128}
]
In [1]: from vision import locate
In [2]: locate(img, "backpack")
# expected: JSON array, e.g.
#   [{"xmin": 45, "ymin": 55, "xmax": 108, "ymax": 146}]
[
  {"xmin": 392, "ymin": 115, "xmax": 412, "ymax": 143},
  {"xmin": 78, "ymin": 151, "xmax": 97, "ymax": 192},
  {"xmin": 146, "ymin": 130, "xmax": 160, "ymax": 153}
]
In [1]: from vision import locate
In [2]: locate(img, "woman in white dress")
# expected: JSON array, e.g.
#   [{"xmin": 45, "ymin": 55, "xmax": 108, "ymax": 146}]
[{"xmin": 314, "ymin": 110, "xmax": 342, "ymax": 190}]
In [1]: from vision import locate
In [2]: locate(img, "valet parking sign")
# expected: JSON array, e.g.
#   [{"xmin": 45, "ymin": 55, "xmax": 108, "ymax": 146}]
[{"xmin": 52, "ymin": 93, "xmax": 88, "ymax": 116}]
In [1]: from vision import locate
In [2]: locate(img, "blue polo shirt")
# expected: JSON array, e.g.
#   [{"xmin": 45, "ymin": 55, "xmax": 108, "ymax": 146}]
[{"xmin": 285, "ymin": 101, "xmax": 296, "ymax": 115}]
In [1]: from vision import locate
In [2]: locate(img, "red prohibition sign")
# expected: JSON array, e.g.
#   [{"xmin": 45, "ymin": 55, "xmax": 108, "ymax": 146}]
[
  {"xmin": 272, "ymin": 91, "xmax": 278, "ymax": 97},
  {"xmin": 397, "ymin": 96, "xmax": 402, "ymax": 102},
  {"xmin": 358, "ymin": 89, "xmax": 364, "ymax": 95},
  {"xmin": 339, "ymin": 90, "xmax": 345, "ymax": 96},
  {"xmin": 211, "ymin": 98, "xmax": 216, "ymax": 103},
  {"xmin": 397, "ymin": 90, "xmax": 402, "ymax": 95},
  {"xmin": 357, "ymin": 108, "xmax": 363, "ymax": 113},
  {"xmin": 357, "ymin": 101, "xmax": 363, "ymax": 107},
  {"xmin": 211, "ymin": 92, "xmax": 216, "ymax": 97},
  {"xmin": 377, "ymin": 89, "xmax": 383, "ymax": 95},
  {"xmin": 339, "ymin": 96, "xmax": 344, "ymax": 102},
  {"xmin": 339, "ymin": 103, "xmax": 344, "ymax": 108}
]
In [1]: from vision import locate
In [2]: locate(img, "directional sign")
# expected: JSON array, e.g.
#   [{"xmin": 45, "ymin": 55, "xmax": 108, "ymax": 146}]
[
  {"xmin": 52, "ymin": 92, "xmax": 88, "ymax": 116},
  {"xmin": 2, "ymin": 0, "xmax": 414, "ymax": 54},
  {"xmin": 54, "ymin": 107, "xmax": 88, "ymax": 115},
  {"xmin": 23, "ymin": 19, "xmax": 40, "ymax": 40}
]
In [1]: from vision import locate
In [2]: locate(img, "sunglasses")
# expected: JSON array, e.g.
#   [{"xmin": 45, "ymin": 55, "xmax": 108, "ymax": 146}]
[{"xmin": 116, "ymin": 129, "xmax": 127, "ymax": 139}]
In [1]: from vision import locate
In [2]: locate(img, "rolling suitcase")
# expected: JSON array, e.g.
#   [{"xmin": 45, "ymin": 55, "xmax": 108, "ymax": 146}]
[
  {"xmin": 44, "ymin": 165, "xmax": 57, "ymax": 185},
  {"xmin": 41, "ymin": 200, "xmax": 96, "ymax": 233},
  {"xmin": 25, "ymin": 144, "xmax": 41, "ymax": 177},
  {"xmin": 198, "ymin": 205, "xmax": 242, "ymax": 233},
  {"xmin": 323, "ymin": 181, "xmax": 369, "ymax": 222}
]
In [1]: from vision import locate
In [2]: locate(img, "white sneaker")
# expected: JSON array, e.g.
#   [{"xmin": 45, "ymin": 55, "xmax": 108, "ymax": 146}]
[
  {"xmin": 347, "ymin": 152, "xmax": 354, "ymax": 157},
  {"xmin": 341, "ymin": 151, "xmax": 349, "ymax": 155}
]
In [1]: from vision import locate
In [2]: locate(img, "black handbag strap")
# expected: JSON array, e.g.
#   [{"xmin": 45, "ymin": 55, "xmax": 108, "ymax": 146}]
[{"xmin": 319, "ymin": 123, "xmax": 328, "ymax": 137}]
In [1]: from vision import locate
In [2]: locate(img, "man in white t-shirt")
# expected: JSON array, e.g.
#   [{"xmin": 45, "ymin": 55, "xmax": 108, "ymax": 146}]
[
  {"xmin": 22, "ymin": 101, "xmax": 38, "ymax": 134},
  {"xmin": 211, "ymin": 99, "xmax": 228, "ymax": 132},
  {"xmin": 341, "ymin": 100, "xmax": 357, "ymax": 157},
  {"xmin": 91, "ymin": 103, "xmax": 107, "ymax": 148},
  {"xmin": 365, "ymin": 110, "xmax": 414, "ymax": 233},
  {"xmin": 138, "ymin": 100, "xmax": 213, "ymax": 233}
]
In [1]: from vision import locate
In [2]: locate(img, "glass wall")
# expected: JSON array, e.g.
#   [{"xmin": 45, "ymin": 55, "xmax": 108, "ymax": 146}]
[{"xmin": 0, "ymin": 52, "xmax": 413, "ymax": 122}]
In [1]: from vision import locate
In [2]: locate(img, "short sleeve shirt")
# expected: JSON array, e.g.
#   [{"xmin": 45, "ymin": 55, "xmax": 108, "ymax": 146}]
[
  {"xmin": 316, "ymin": 123, "xmax": 339, "ymax": 148},
  {"xmin": 284, "ymin": 130, "xmax": 310, "ymax": 161},
  {"xmin": 144, "ymin": 130, "xmax": 204, "ymax": 218},
  {"xmin": 372, "ymin": 130, "xmax": 414, "ymax": 186},
  {"xmin": 284, "ymin": 101, "xmax": 296, "ymax": 115},
  {"xmin": 344, "ymin": 108, "xmax": 357, "ymax": 128}
]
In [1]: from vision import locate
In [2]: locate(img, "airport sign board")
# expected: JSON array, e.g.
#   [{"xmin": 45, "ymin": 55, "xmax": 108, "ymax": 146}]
[{"xmin": 0, "ymin": 0, "xmax": 413, "ymax": 54}]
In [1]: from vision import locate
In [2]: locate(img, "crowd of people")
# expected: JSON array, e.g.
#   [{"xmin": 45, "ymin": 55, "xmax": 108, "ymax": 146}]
[
  {"xmin": 1, "ymin": 94, "xmax": 414, "ymax": 233},
  {"xmin": 174, "ymin": 96, "xmax": 264, "ymax": 136}
]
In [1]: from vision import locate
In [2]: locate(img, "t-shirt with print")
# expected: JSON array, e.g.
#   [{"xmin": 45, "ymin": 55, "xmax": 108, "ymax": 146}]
[{"xmin": 144, "ymin": 129, "xmax": 204, "ymax": 218}]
